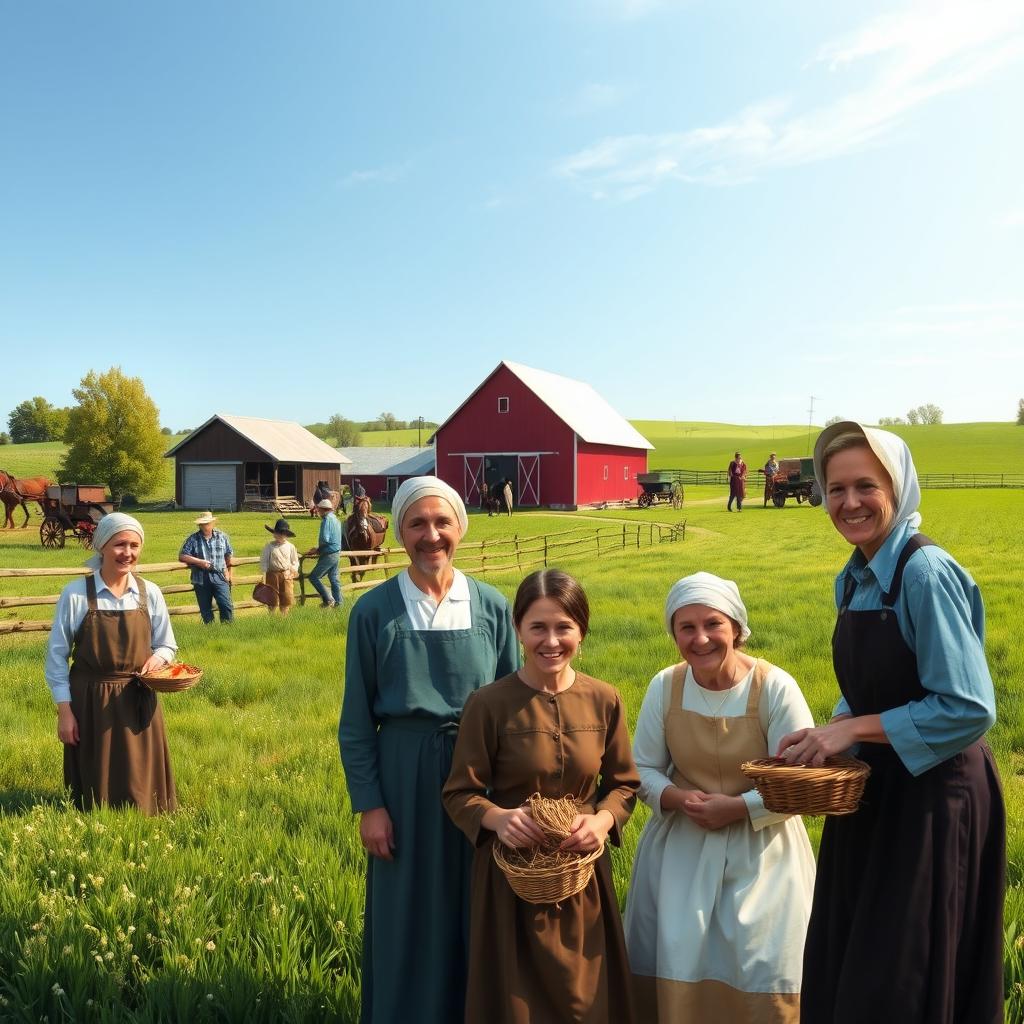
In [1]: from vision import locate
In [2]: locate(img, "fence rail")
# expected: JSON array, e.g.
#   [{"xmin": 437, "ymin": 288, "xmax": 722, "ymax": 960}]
[
  {"xmin": 655, "ymin": 468, "xmax": 1024, "ymax": 489},
  {"xmin": 0, "ymin": 521, "xmax": 685, "ymax": 635}
]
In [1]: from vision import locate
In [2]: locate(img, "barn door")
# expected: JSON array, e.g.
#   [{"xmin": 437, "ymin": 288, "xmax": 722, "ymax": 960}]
[
  {"xmin": 517, "ymin": 455, "xmax": 540, "ymax": 507},
  {"xmin": 463, "ymin": 456, "xmax": 484, "ymax": 504}
]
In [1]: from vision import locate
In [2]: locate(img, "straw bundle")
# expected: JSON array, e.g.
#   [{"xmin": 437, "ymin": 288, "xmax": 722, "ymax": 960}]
[
  {"xmin": 741, "ymin": 756, "xmax": 870, "ymax": 816},
  {"xmin": 492, "ymin": 794, "xmax": 604, "ymax": 905}
]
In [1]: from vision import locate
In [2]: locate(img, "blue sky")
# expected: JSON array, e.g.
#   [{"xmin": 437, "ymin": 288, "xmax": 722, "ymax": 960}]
[{"xmin": 3, "ymin": 0, "xmax": 1022, "ymax": 431}]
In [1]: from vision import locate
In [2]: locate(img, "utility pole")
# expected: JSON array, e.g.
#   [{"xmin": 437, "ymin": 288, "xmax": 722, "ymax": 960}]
[
  {"xmin": 806, "ymin": 396, "xmax": 816, "ymax": 455},
  {"xmin": 418, "ymin": 416, "xmax": 423, "ymax": 448}
]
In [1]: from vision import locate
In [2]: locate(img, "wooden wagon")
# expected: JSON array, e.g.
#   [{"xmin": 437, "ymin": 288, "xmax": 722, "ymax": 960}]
[
  {"xmin": 39, "ymin": 484, "xmax": 118, "ymax": 549},
  {"xmin": 636, "ymin": 472, "xmax": 684, "ymax": 510}
]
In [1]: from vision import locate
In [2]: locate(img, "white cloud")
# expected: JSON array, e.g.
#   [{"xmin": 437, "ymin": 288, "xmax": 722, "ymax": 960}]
[
  {"xmin": 557, "ymin": 0, "xmax": 1024, "ymax": 199},
  {"xmin": 339, "ymin": 163, "xmax": 407, "ymax": 188}
]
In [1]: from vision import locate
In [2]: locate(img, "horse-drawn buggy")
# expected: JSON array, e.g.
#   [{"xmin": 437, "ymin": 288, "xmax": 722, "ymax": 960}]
[
  {"xmin": 637, "ymin": 471, "xmax": 684, "ymax": 510},
  {"xmin": 39, "ymin": 484, "xmax": 118, "ymax": 549},
  {"xmin": 762, "ymin": 458, "xmax": 822, "ymax": 508}
]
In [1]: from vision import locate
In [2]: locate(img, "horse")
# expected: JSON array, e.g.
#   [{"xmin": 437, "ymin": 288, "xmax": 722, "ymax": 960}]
[
  {"xmin": 0, "ymin": 471, "xmax": 50, "ymax": 529},
  {"xmin": 344, "ymin": 495, "xmax": 389, "ymax": 583}
]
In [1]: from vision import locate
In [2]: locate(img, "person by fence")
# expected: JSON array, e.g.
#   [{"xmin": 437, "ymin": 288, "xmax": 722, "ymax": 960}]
[
  {"xmin": 307, "ymin": 499, "xmax": 342, "ymax": 609},
  {"xmin": 259, "ymin": 518, "xmax": 299, "ymax": 615},
  {"xmin": 178, "ymin": 512, "xmax": 234, "ymax": 624}
]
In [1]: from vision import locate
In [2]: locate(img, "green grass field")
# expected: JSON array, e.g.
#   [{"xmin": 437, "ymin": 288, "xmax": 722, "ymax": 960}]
[{"xmin": 0, "ymin": 484, "xmax": 1021, "ymax": 1021}]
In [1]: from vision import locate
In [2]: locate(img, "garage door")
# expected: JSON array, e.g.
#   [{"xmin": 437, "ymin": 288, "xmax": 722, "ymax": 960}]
[{"xmin": 183, "ymin": 464, "xmax": 236, "ymax": 510}]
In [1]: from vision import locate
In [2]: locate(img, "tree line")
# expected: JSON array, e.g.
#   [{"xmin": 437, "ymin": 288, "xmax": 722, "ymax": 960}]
[{"xmin": 302, "ymin": 413, "xmax": 439, "ymax": 447}]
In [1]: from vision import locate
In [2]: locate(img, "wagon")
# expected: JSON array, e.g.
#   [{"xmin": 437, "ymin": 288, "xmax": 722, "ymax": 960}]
[
  {"xmin": 637, "ymin": 472, "xmax": 684, "ymax": 510},
  {"xmin": 39, "ymin": 484, "xmax": 118, "ymax": 549},
  {"xmin": 762, "ymin": 458, "xmax": 822, "ymax": 508}
]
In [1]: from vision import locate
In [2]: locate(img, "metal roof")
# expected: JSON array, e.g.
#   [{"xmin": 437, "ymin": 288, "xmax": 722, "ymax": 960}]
[
  {"xmin": 335, "ymin": 446, "xmax": 435, "ymax": 476},
  {"xmin": 458, "ymin": 361, "xmax": 655, "ymax": 450},
  {"xmin": 165, "ymin": 414, "xmax": 351, "ymax": 465}
]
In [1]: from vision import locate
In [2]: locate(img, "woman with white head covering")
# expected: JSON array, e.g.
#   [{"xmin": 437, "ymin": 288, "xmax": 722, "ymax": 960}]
[
  {"xmin": 624, "ymin": 572, "xmax": 816, "ymax": 1023},
  {"xmin": 339, "ymin": 476, "xmax": 519, "ymax": 1024},
  {"xmin": 44, "ymin": 512, "xmax": 178, "ymax": 814},
  {"xmin": 777, "ymin": 422, "xmax": 1004, "ymax": 1024}
]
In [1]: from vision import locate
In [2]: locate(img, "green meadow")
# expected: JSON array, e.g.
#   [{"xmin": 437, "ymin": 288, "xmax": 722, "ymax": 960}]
[
  {"xmin": 0, "ymin": 426, "xmax": 1022, "ymax": 1021},
  {"xmin": 0, "ymin": 483, "xmax": 1021, "ymax": 1021}
]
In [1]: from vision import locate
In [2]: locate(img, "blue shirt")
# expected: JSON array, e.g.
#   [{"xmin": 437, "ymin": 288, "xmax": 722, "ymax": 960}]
[
  {"xmin": 45, "ymin": 572, "xmax": 177, "ymax": 703},
  {"xmin": 317, "ymin": 512, "xmax": 341, "ymax": 555},
  {"xmin": 179, "ymin": 529, "xmax": 233, "ymax": 584},
  {"xmin": 832, "ymin": 518, "xmax": 996, "ymax": 776}
]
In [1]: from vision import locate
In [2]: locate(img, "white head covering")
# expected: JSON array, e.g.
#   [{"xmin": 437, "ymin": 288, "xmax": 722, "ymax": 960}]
[
  {"xmin": 813, "ymin": 420, "xmax": 921, "ymax": 529},
  {"xmin": 664, "ymin": 571, "xmax": 751, "ymax": 642},
  {"xmin": 85, "ymin": 513, "xmax": 145, "ymax": 569},
  {"xmin": 391, "ymin": 476, "xmax": 468, "ymax": 545}
]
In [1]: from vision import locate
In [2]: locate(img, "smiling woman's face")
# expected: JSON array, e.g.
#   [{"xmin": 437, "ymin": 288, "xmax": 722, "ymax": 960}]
[
  {"xmin": 825, "ymin": 445, "xmax": 896, "ymax": 560},
  {"xmin": 100, "ymin": 530, "xmax": 143, "ymax": 579}
]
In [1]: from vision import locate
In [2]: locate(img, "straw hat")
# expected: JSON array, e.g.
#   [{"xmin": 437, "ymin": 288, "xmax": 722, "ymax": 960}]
[
  {"xmin": 316, "ymin": 498, "xmax": 334, "ymax": 510},
  {"xmin": 194, "ymin": 511, "xmax": 217, "ymax": 525}
]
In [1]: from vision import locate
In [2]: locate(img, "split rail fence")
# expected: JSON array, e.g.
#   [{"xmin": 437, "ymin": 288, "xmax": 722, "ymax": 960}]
[
  {"xmin": 665, "ymin": 468, "xmax": 1024, "ymax": 489},
  {"xmin": 0, "ymin": 521, "xmax": 685, "ymax": 636}
]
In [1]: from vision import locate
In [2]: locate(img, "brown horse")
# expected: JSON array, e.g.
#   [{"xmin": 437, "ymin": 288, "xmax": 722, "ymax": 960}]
[
  {"xmin": 0, "ymin": 471, "xmax": 50, "ymax": 529},
  {"xmin": 345, "ymin": 495, "xmax": 389, "ymax": 583}
]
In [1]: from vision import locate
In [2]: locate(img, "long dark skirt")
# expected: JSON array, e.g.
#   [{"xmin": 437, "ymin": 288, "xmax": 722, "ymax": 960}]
[
  {"xmin": 65, "ymin": 673, "xmax": 176, "ymax": 815},
  {"xmin": 801, "ymin": 741, "xmax": 1005, "ymax": 1024}
]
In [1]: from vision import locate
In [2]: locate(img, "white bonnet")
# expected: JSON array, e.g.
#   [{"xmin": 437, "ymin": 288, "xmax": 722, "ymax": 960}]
[
  {"xmin": 664, "ymin": 571, "xmax": 751, "ymax": 642},
  {"xmin": 391, "ymin": 476, "xmax": 468, "ymax": 545},
  {"xmin": 85, "ymin": 513, "xmax": 145, "ymax": 569}
]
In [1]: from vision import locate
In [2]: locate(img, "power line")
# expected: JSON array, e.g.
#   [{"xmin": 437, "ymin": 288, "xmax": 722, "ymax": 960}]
[{"xmin": 806, "ymin": 396, "xmax": 816, "ymax": 455}]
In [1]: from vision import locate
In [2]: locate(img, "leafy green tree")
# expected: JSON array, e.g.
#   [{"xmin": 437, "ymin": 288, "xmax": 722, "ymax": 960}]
[
  {"xmin": 906, "ymin": 408, "xmax": 920, "ymax": 425},
  {"xmin": 824, "ymin": 415, "xmax": 844, "ymax": 427},
  {"xmin": 878, "ymin": 416, "xmax": 905, "ymax": 426},
  {"xmin": 917, "ymin": 403, "xmax": 943, "ymax": 425},
  {"xmin": 1016, "ymin": 399, "xmax": 1023, "ymax": 425},
  {"xmin": 7, "ymin": 396, "xmax": 62, "ymax": 442},
  {"xmin": 0, "ymin": 432, "xmax": 10, "ymax": 445},
  {"xmin": 60, "ymin": 368, "xmax": 165, "ymax": 501},
  {"xmin": 328, "ymin": 414, "xmax": 361, "ymax": 447},
  {"xmin": 378, "ymin": 411, "xmax": 398, "ymax": 431}
]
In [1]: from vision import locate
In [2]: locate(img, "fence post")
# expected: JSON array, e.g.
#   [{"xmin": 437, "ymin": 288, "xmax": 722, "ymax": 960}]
[
  {"xmin": 622, "ymin": 524, "xmax": 627, "ymax": 550},
  {"xmin": 596, "ymin": 531, "xmax": 601, "ymax": 558},
  {"xmin": 543, "ymin": 536, "xmax": 548, "ymax": 567},
  {"xmin": 636, "ymin": 524, "xmax": 641, "ymax": 548},
  {"xmin": 299, "ymin": 558, "xmax": 307, "ymax": 606},
  {"xmin": 514, "ymin": 534, "xmax": 521, "ymax": 570}
]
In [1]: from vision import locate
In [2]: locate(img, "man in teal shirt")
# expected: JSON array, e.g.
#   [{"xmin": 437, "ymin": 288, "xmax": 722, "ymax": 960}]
[
  {"xmin": 339, "ymin": 476, "xmax": 518, "ymax": 1024},
  {"xmin": 307, "ymin": 497, "xmax": 342, "ymax": 608}
]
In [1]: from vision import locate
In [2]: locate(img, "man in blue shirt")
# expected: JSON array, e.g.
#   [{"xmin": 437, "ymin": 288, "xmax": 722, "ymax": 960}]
[
  {"xmin": 308, "ymin": 498, "xmax": 342, "ymax": 608},
  {"xmin": 179, "ymin": 511, "xmax": 234, "ymax": 624}
]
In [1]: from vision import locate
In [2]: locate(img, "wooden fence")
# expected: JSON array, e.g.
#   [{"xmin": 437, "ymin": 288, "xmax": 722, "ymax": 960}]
[
  {"xmin": 0, "ymin": 521, "xmax": 685, "ymax": 635},
  {"xmin": 661, "ymin": 468, "xmax": 1024, "ymax": 489}
]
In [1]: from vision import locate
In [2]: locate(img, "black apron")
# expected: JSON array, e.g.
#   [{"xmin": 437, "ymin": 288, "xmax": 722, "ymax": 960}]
[{"xmin": 801, "ymin": 534, "xmax": 1005, "ymax": 1024}]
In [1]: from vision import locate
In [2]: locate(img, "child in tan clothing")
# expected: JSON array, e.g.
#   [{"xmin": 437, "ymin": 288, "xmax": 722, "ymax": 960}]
[{"xmin": 260, "ymin": 518, "xmax": 300, "ymax": 615}]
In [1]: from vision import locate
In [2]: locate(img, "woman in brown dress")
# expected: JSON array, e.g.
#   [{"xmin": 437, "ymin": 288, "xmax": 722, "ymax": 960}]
[
  {"xmin": 44, "ymin": 513, "xmax": 178, "ymax": 814},
  {"xmin": 443, "ymin": 569, "xmax": 640, "ymax": 1024}
]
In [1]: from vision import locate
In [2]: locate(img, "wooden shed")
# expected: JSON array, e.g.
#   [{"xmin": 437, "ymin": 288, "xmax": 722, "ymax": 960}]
[
  {"xmin": 433, "ymin": 361, "xmax": 653, "ymax": 509},
  {"xmin": 165, "ymin": 414, "xmax": 350, "ymax": 512},
  {"xmin": 336, "ymin": 446, "xmax": 435, "ymax": 503}
]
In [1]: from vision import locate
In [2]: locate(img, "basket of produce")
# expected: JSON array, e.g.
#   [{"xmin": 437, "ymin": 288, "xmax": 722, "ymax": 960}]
[
  {"xmin": 138, "ymin": 663, "xmax": 203, "ymax": 693},
  {"xmin": 492, "ymin": 794, "xmax": 604, "ymax": 905},
  {"xmin": 740, "ymin": 756, "xmax": 870, "ymax": 816}
]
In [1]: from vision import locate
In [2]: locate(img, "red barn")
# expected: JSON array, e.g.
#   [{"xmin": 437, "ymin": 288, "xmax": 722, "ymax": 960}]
[{"xmin": 433, "ymin": 361, "xmax": 653, "ymax": 509}]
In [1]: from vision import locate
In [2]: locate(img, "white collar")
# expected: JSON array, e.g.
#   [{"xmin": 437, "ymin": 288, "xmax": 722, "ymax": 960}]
[
  {"xmin": 399, "ymin": 567, "xmax": 470, "ymax": 605},
  {"xmin": 92, "ymin": 569, "xmax": 139, "ymax": 598}
]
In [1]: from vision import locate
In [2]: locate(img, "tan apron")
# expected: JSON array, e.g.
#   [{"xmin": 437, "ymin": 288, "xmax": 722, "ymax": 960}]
[
  {"xmin": 65, "ymin": 575, "xmax": 177, "ymax": 814},
  {"xmin": 639, "ymin": 658, "xmax": 800, "ymax": 1024}
]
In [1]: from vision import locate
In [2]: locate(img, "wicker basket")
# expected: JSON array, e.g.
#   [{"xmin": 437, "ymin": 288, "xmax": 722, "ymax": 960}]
[
  {"xmin": 139, "ymin": 663, "xmax": 203, "ymax": 693},
  {"xmin": 492, "ymin": 794, "xmax": 603, "ymax": 905},
  {"xmin": 741, "ymin": 756, "xmax": 870, "ymax": 816}
]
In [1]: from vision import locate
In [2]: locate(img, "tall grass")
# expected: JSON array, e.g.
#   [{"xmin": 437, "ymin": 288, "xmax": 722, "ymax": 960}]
[{"xmin": 0, "ymin": 490, "xmax": 1020, "ymax": 1021}]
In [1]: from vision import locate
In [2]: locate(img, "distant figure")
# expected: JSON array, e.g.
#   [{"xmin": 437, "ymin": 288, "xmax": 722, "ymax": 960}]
[
  {"xmin": 307, "ymin": 499, "xmax": 342, "ymax": 609},
  {"xmin": 178, "ymin": 512, "xmax": 234, "ymax": 623},
  {"xmin": 260, "ymin": 517, "xmax": 299, "ymax": 616},
  {"xmin": 479, "ymin": 479, "xmax": 490, "ymax": 512},
  {"xmin": 727, "ymin": 452, "xmax": 747, "ymax": 512},
  {"xmin": 353, "ymin": 478, "xmax": 367, "ymax": 499},
  {"xmin": 311, "ymin": 480, "xmax": 329, "ymax": 517},
  {"xmin": 502, "ymin": 479, "xmax": 514, "ymax": 517},
  {"xmin": 762, "ymin": 452, "xmax": 779, "ymax": 508}
]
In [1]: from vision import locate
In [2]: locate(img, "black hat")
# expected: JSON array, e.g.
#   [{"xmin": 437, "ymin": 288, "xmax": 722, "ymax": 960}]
[{"xmin": 265, "ymin": 518, "xmax": 295, "ymax": 537}]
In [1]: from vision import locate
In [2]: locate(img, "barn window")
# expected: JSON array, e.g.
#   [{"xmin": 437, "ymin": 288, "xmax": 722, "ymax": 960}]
[
  {"xmin": 497, "ymin": 397, "xmax": 509, "ymax": 414},
  {"xmin": 603, "ymin": 465, "xmax": 609, "ymax": 481}
]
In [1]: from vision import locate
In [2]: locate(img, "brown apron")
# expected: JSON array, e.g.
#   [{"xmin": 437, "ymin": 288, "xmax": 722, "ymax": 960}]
[
  {"xmin": 65, "ymin": 575, "xmax": 177, "ymax": 814},
  {"xmin": 637, "ymin": 658, "xmax": 801, "ymax": 1024}
]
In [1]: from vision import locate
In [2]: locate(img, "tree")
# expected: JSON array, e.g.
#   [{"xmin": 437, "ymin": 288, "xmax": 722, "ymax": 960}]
[
  {"xmin": 878, "ymin": 416, "xmax": 905, "ymax": 426},
  {"xmin": 160, "ymin": 426, "xmax": 173, "ymax": 435},
  {"xmin": 378, "ymin": 411, "xmax": 398, "ymax": 431},
  {"xmin": 1017, "ymin": 399, "xmax": 1024, "ymax": 425},
  {"xmin": 327, "ymin": 414, "xmax": 361, "ymax": 447},
  {"xmin": 0, "ymin": 432, "xmax": 10, "ymax": 445},
  {"xmin": 824, "ymin": 415, "xmax": 844, "ymax": 427},
  {"xmin": 60, "ymin": 368, "xmax": 165, "ymax": 501},
  {"xmin": 906, "ymin": 404, "xmax": 942, "ymax": 425},
  {"xmin": 906, "ymin": 408, "xmax": 920, "ymax": 425},
  {"xmin": 7, "ymin": 396, "xmax": 64, "ymax": 443}
]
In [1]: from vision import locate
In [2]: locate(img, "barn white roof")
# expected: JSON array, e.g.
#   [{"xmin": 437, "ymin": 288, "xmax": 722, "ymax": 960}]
[
  {"xmin": 501, "ymin": 361, "xmax": 654, "ymax": 450},
  {"xmin": 335, "ymin": 446, "xmax": 435, "ymax": 476},
  {"xmin": 165, "ymin": 414, "xmax": 351, "ymax": 465}
]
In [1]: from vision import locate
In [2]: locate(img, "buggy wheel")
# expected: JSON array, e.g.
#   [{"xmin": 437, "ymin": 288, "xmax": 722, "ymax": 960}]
[
  {"xmin": 671, "ymin": 483, "xmax": 683, "ymax": 510},
  {"xmin": 638, "ymin": 492, "xmax": 653, "ymax": 509},
  {"xmin": 40, "ymin": 518, "xmax": 65, "ymax": 549},
  {"xmin": 808, "ymin": 482, "xmax": 823, "ymax": 508},
  {"xmin": 772, "ymin": 492, "xmax": 787, "ymax": 508},
  {"xmin": 78, "ymin": 525, "xmax": 95, "ymax": 549}
]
